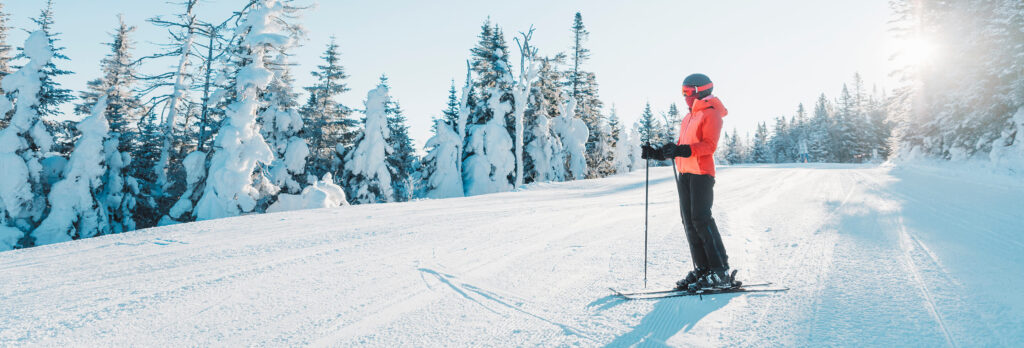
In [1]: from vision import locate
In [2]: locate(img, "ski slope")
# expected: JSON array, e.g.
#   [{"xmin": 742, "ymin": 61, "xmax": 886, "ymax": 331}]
[{"xmin": 2, "ymin": 164, "xmax": 1022, "ymax": 346}]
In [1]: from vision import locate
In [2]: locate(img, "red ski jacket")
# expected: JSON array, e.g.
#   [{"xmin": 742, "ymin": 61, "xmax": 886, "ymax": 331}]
[{"xmin": 675, "ymin": 96, "xmax": 727, "ymax": 177}]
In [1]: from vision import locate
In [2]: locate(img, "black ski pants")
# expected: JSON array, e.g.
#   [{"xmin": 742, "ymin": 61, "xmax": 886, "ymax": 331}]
[{"xmin": 675, "ymin": 172, "xmax": 729, "ymax": 271}]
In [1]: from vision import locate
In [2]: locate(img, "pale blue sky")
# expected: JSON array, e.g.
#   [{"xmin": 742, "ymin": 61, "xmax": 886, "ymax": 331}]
[{"xmin": 5, "ymin": 0, "xmax": 894, "ymax": 148}]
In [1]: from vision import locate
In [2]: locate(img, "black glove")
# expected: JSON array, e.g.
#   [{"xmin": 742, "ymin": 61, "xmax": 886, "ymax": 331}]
[
  {"xmin": 659, "ymin": 143, "xmax": 692, "ymax": 159},
  {"xmin": 640, "ymin": 144, "xmax": 663, "ymax": 160}
]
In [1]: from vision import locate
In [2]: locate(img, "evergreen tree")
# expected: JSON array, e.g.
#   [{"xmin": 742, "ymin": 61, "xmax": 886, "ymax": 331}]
[
  {"xmin": 74, "ymin": 16, "xmax": 146, "ymax": 230},
  {"xmin": 380, "ymin": 76, "xmax": 418, "ymax": 202},
  {"xmin": 551, "ymin": 94, "xmax": 588, "ymax": 179},
  {"xmin": 0, "ymin": 1, "xmax": 10, "ymax": 129},
  {"xmin": 567, "ymin": 12, "xmax": 608, "ymax": 177},
  {"xmin": 724, "ymin": 128, "xmax": 744, "ymax": 164},
  {"xmin": 889, "ymin": 0, "xmax": 1023, "ymax": 163},
  {"xmin": 0, "ymin": 31, "xmax": 55, "ymax": 250},
  {"xmin": 28, "ymin": 0, "xmax": 75, "ymax": 157},
  {"xmin": 463, "ymin": 19, "xmax": 515, "ymax": 194},
  {"xmin": 74, "ymin": 15, "xmax": 143, "ymax": 142},
  {"xmin": 343, "ymin": 84, "xmax": 393, "ymax": 204},
  {"xmin": 261, "ymin": 53, "xmax": 309, "ymax": 196},
  {"xmin": 130, "ymin": 110, "xmax": 163, "ymax": 227},
  {"xmin": 523, "ymin": 54, "xmax": 566, "ymax": 183},
  {"xmin": 441, "ymin": 80, "xmax": 459, "ymax": 127},
  {"xmin": 609, "ymin": 106, "xmax": 632, "ymax": 174},
  {"xmin": 637, "ymin": 102, "xmax": 662, "ymax": 146},
  {"xmin": 808, "ymin": 93, "xmax": 833, "ymax": 162},
  {"xmin": 32, "ymin": 97, "xmax": 113, "ymax": 246},
  {"xmin": 419, "ymin": 118, "xmax": 463, "ymax": 199},
  {"xmin": 27, "ymin": 0, "xmax": 73, "ymax": 120},
  {"xmin": 300, "ymin": 37, "xmax": 353, "ymax": 180},
  {"xmin": 768, "ymin": 115, "xmax": 791, "ymax": 162},
  {"xmin": 144, "ymin": 0, "xmax": 199, "ymax": 198},
  {"xmin": 751, "ymin": 122, "xmax": 771, "ymax": 163},
  {"xmin": 187, "ymin": 0, "xmax": 286, "ymax": 221},
  {"xmin": 662, "ymin": 103, "xmax": 682, "ymax": 142}
]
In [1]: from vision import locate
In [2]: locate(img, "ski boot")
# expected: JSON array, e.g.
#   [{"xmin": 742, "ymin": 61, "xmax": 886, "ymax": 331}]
[
  {"xmin": 674, "ymin": 268, "xmax": 707, "ymax": 291},
  {"xmin": 690, "ymin": 269, "xmax": 741, "ymax": 292}
]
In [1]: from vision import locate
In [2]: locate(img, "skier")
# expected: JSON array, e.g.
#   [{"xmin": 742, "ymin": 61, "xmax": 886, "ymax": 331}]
[{"xmin": 641, "ymin": 73, "xmax": 736, "ymax": 291}]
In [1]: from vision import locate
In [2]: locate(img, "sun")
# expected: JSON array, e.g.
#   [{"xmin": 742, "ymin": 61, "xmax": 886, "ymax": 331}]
[{"xmin": 901, "ymin": 36, "xmax": 937, "ymax": 66}]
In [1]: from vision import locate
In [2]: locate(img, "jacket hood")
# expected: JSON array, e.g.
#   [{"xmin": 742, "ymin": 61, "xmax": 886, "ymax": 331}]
[{"xmin": 692, "ymin": 95, "xmax": 728, "ymax": 117}]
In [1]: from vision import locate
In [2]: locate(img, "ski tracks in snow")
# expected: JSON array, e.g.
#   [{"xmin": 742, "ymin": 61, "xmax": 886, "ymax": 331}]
[{"xmin": 3, "ymin": 164, "xmax": 1022, "ymax": 346}]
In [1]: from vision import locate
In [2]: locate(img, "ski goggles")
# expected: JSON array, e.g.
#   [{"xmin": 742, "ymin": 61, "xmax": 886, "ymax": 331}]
[{"xmin": 682, "ymin": 83, "xmax": 713, "ymax": 97}]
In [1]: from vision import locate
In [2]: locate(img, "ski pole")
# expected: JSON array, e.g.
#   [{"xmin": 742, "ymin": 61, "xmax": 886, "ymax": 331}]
[{"xmin": 644, "ymin": 153, "xmax": 650, "ymax": 288}]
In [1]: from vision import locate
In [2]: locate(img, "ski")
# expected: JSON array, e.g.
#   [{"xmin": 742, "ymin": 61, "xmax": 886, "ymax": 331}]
[
  {"xmin": 609, "ymin": 282, "xmax": 773, "ymax": 297},
  {"xmin": 610, "ymin": 285, "xmax": 788, "ymax": 300}
]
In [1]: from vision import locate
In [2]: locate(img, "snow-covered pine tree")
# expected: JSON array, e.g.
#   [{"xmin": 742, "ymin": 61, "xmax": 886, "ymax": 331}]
[
  {"xmin": 27, "ymin": 0, "xmax": 74, "ymax": 157},
  {"xmin": 524, "ymin": 54, "xmax": 567, "ymax": 183},
  {"xmin": 189, "ymin": 0, "xmax": 287, "ymax": 220},
  {"xmin": 455, "ymin": 66, "xmax": 474, "ymax": 177},
  {"xmin": 866, "ymin": 86, "xmax": 892, "ymax": 160},
  {"xmin": 75, "ymin": 15, "xmax": 143, "ymax": 135},
  {"xmin": 594, "ymin": 115, "xmax": 617, "ymax": 175},
  {"xmin": 611, "ymin": 106, "xmax": 632, "ymax": 174},
  {"xmin": 724, "ymin": 128, "xmax": 744, "ymax": 165},
  {"xmin": 566, "ymin": 12, "xmax": 607, "ymax": 178},
  {"xmin": 0, "ymin": 2, "xmax": 10, "ymax": 129},
  {"xmin": 629, "ymin": 122, "xmax": 645, "ymax": 170},
  {"xmin": 343, "ymin": 84, "xmax": 393, "ymax": 204},
  {"xmin": 524, "ymin": 101, "xmax": 561, "ymax": 182},
  {"xmin": 257, "ymin": 4, "xmax": 309, "ymax": 197},
  {"xmin": 808, "ymin": 93, "xmax": 833, "ymax": 162},
  {"xmin": 32, "ymin": 97, "xmax": 113, "ymax": 246},
  {"xmin": 889, "ymin": 0, "xmax": 1022, "ymax": 165},
  {"xmin": 715, "ymin": 131, "xmax": 730, "ymax": 165},
  {"xmin": 441, "ymin": 80, "xmax": 459, "ymax": 127},
  {"xmin": 380, "ymin": 76, "xmax": 418, "ymax": 202},
  {"xmin": 463, "ymin": 84, "xmax": 515, "ymax": 194},
  {"xmin": 261, "ymin": 53, "xmax": 309, "ymax": 196},
  {"xmin": 144, "ymin": 0, "xmax": 199, "ymax": 199},
  {"xmin": 463, "ymin": 19, "xmax": 516, "ymax": 195},
  {"xmin": 511, "ymin": 27, "xmax": 541, "ymax": 188},
  {"xmin": 768, "ymin": 115, "xmax": 791, "ymax": 163},
  {"xmin": 751, "ymin": 122, "xmax": 771, "ymax": 163},
  {"xmin": 637, "ymin": 102, "xmax": 662, "ymax": 146},
  {"xmin": 73, "ymin": 16, "xmax": 147, "ymax": 230},
  {"xmin": 420, "ymin": 118, "xmax": 463, "ymax": 199},
  {"xmin": 418, "ymin": 79, "xmax": 465, "ymax": 198},
  {"xmin": 662, "ymin": 103, "xmax": 682, "ymax": 143},
  {"xmin": 551, "ymin": 94, "xmax": 588, "ymax": 180},
  {"xmin": 0, "ymin": 31, "xmax": 54, "ymax": 250},
  {"xmin": 300, "ymin": 37, "xmax": 353, "ymax": 180}
]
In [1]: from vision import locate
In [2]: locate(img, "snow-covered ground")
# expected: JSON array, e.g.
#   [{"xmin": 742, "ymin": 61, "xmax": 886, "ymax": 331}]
[{"xmin": 2, "ymin": 164, "xmax": 1022, "ymax": 346}]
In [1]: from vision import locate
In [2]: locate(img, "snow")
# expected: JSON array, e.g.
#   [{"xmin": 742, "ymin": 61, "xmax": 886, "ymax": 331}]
[
  {"xmin": 342, "ymin": 85, "xmax": 394, "ymax": 204},
  {"xmin": 0, "ymin": 30, "xmax": 56, "ymax": 250},
  {"xmin": 525, "ymin": 107, "xmax": 562, "ymax": 182},
  {"xmin": 462, "ymin": 87, "xmax": 515, "ymax": 196},
  {"xmin": 0, "ymin": 154, "xmax": 33, "ymax": 220},
  {"xmin": 629, "ymin": 126, "xmax": 645, "ymax": 170},
  {"xmin": 613, "ymin": 128, "xmax": 633, "ymax": 174},
  {"xmin": 2, "ymin": 163, "xmax": 1021, "ymax": 346},
  {"xmin": 266, "ymin": 173, "xmax": 348, "ymax": 213},
  {"xmin": 989, "ymin": 106, "xmax": 1024, "ymax": 173},
  {"xmin": 165, "ymin": 151, "xmax": 207, "ymax": 222},
  {"xmin": 32, "ymin": 97, "xmax": 112, "ymax": 246},
  {"xmin": 191, "ymin": 0, "xmax": 286, "ymax": 220},
  {"xmin": 421, "ymin": 119, "xmax": 464, "ymax": 199},
  {"xmin": 551, "ymin": 94, "xmax": 589, "ymax": 180},
  {"xmin": 511, "ymin": 48, "xmax": 540, "ymax": 188}
]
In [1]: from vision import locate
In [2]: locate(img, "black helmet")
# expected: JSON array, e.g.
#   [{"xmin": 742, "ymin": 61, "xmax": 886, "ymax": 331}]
[{"xmin": 682, "ymin": 73, "xmax": 713, "ymax": 99}]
